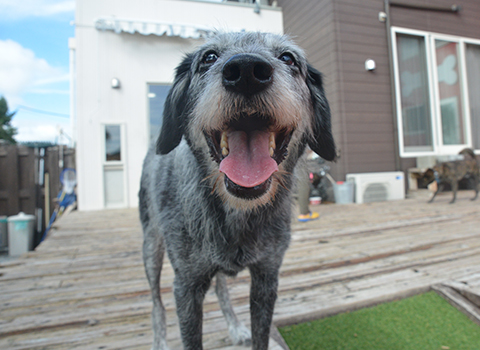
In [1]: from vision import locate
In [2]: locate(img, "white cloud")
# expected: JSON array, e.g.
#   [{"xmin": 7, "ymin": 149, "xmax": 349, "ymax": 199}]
[
  {"xmin": 12, "ymin": 118, "xmax": 71, "ymax": 144},
  {"xmin": 0, "ymin": 39, "xmax": 67, "ymax": 106},
  {"xmin": 28, "ymin": 89, "xmax": 70, "ymax": 95},
  {"xmin": 0, "ymin": 0, "xmax": 74, "ymax": 19},
  {"xmin": 33, "ymin": 74, "xmax": 70, "ymax": 87}
]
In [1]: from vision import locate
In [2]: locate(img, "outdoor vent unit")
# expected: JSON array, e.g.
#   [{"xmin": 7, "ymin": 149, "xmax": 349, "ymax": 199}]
[{"xmin": 346, "ymin": 172, "xmax": 405, "ymax": 204}]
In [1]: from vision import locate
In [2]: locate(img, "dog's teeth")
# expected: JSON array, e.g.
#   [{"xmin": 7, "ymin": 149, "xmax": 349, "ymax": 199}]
[
  {"xmin": 220, "ymin": 132, "xmax": 228, "ymax": 148},
  {"xmin": 221, "ymin": 132, "xmax": 228, "ymax": 148},
  {"xmin": 269, "ymin": 133, "xmax": 276, "ymax": 157},
  {"xmin": 269, "ymin": 133, "xmax": 276, "ymax": 148},
  {"xmin": 220, "ymin": 132, "xmax": 229, "ymax": 157}
]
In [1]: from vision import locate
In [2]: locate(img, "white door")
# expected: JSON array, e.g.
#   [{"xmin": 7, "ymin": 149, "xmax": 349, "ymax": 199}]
[{"xmin": 103, "ymin": 124, "xmax": 127, "ymax": 208}]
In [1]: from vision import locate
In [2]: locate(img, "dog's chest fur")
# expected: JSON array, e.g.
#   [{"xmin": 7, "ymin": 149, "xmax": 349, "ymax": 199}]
[{"xmin": 146, "ymin": 142, "xmax": 291, "ymax": 276}]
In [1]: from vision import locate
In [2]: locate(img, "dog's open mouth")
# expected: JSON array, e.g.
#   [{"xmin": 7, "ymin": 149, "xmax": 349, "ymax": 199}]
[{"xmin": 204, "ymin": 115, "xmax": 293, "ymax": 199}]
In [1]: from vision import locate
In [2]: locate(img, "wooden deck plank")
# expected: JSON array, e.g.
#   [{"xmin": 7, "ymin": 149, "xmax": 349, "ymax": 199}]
[{"xmin": 1, "ymin": 190, "xmax": 480, "ymax": 349}]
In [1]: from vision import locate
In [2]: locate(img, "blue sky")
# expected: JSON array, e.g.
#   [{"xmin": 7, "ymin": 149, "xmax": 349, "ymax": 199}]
[{"xmin": 0, "ymin": 0, "xmax": 74, "ymax": 144}]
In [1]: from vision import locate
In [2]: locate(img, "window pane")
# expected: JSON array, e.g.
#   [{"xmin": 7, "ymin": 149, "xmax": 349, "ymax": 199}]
[
  {"xmin": 466, "ymin": 43, "xmax": 480, "ymax": 150},
  {"xmin": 105, "ymin": 125, "xmax": 121, "ymax": 161},
  {"xmin": 435, "ymin": 40, "xmax": 465, "ymax": 145},
  {"xmin": 148, "ymin": 84, "xmax": 171, "ymax": 142},
  {"xmin": 396, "ymin": 34, "xmax": 434, "ymax": 152},
  {"xmin": 104, "ymin": 168, "xmax": 124, "ymax": 207}
]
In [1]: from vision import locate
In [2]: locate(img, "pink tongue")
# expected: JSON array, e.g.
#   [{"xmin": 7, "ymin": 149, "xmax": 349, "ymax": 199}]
[{"xmin": 219, "ymin": 130, "xmax": 278, "ymax": 188}]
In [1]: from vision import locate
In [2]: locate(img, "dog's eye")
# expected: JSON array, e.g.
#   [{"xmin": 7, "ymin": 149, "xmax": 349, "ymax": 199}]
[
  {"xmin": 202, "ymin": 51, "xmax": 218, "ymax": 65},
  {"xmin": 279, "ymin": 53, "xmax": 295, "ymax": 66}
]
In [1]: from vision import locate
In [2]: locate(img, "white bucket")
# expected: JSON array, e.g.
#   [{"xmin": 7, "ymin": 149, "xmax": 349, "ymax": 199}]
[
  {"xmin": 8, "ymin": 212, "xmax": 35, "ymax": 256},
  {"xmin": 334, "ymin": 181, "xmax": 355, "ymax": 204}
]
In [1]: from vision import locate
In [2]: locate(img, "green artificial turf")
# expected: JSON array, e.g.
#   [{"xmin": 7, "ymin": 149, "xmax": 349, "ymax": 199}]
[{"xmin": 279, "ymin": 292, "xmax": 480, "ymax": 350}]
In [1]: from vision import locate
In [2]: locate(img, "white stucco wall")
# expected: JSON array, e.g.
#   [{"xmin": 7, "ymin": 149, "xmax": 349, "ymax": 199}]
[{"xmin": 74, "ymin": 0, "xmax": 283, "ymax": 210}]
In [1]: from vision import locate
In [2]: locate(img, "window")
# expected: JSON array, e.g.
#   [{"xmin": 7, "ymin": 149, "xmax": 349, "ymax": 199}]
[
  {"xmin": 148, "ymin": 84, "xmax": 171, "ymax": 143},
  {"xmin": 466, "ymin": 43, "xmax": 480, "ymax": 149},
  {"xmin": 396, "ymin": 34, "xmax": 433, "ymax": 153},
  {"xmin": 105, "ymin": 125, "xmax": 122, "ymax": 161},
  {"xmin": 434, "ymin": 40, "xmax": 465, "ymax": 146},
  {"xmin": 392, "ymin": 28, "xmax": 480, "ymax": 157}
]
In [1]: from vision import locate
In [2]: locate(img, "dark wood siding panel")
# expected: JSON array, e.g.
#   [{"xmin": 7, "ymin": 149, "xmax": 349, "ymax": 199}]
[
  {"xmin": 334, "ymin": 67, "xmax": 391, "ymax": 82},
  {"xmin": 345, "ymin": 122, "xmax": 395, "ymax": 134},
  {"xmin": 343, "ymin": 160, "xmax": 395, "ymax": 173},
  {"xmin": 279, "ymin": 0, "xmax": 396, "ymax": 179},
  {"xmin": 333, "ymin": 0, "xmax": 397, "ymax": 177},
  {"xmin": 391, "ymin": 0, "xmax": 480, "ymax": 40},
  {"xmin": 283, "ymin": 0, "xmax": 332, "ymax": 29},
  {"xmin": 278, "ymin": 0, "xmax": 348, "ymax": 179},
  {"xmin": 340, "ymin": 41, "xmax": 389, "ymax": 55},
  {"xmin": 340, "ymin": 81, "xmax": 393, "ymax": 95},
  {"xmin": 345, "ymin": 131, "xmax": 396, "ymax": 144},
  {"xmin": 336, "ymin": 4, "xmax": 385, "ymax": 27},
  {"xmin": 346, "ymin": 143, "xmax": 396, "ymax": 156},
  {"xmin": 343, "ymin": 91, "xmax": 393, "ymax": 103},
  {"xmin": 344, "ymin": 112, "xmax": 397, "ymax": 123},
  {"xmin": 337, "ymin": 22, "xmax": 389, "ymax": 39}
]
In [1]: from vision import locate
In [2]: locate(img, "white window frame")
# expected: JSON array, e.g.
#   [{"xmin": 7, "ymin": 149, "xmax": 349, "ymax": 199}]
[
  {"xmin": 146, "ymin": 82, "xmax": 172, "ymax": 147},
  {"xmin": 392, "ymin": 26, "xmax": 478, "ymax": 157},
  {"xmin": 101, "ymin": 122, "xmax": 128, "ymax": 208},
  {"xmin": 430, "ymin": 34, "xmax": 471, "ymax": 155},
  {"xmin": 463, "ymin": 38, "xmax": 480, "ymax": 153},
  {"xmin": 102, "ymin": 123, "xmax": 127, "ymax": 165}
]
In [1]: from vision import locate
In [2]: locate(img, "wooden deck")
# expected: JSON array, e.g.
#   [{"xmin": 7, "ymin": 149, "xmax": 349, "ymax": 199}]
[{"xmin": 1, "ymin": 190, "xmax": 480, "ymax": 349}]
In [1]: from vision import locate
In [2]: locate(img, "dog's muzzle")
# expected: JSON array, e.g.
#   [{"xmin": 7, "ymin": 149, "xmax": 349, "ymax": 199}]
[{"xmin": 204, "ymin": 54, "xmax": 293, "ymax": 200}]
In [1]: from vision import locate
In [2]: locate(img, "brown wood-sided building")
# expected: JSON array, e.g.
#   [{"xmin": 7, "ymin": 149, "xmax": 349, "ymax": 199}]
[{"xmin": 277, "ymin": 0, "xmax": 480, "ymax": 186}]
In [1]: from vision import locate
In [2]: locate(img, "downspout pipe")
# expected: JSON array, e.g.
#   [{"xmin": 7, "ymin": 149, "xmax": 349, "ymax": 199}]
[{"xmin": 384, "ymin": 0, "xmax": 402, "ymax": 171}]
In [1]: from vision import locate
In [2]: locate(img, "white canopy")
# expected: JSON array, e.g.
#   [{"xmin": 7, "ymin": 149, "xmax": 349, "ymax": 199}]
[{"xmin": 95, "ymin": 17, "xmax": 216, "ymax": 39}]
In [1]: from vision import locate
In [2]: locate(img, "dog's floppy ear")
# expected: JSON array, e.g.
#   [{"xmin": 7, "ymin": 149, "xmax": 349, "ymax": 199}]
[
  {"xmin": 156, "ymin": 54, "xmax": 193, "ymax": 155},
  {"xmin": 306, "ymin": 64, "xmax": 336, "ymax": 161},
  {"xmin": 419, "ymin": 168, "xmax": 436, "ymax": 186},
  {"xmin": 425, "ymin": 168, "xmax": 434, "ymax": 176}
]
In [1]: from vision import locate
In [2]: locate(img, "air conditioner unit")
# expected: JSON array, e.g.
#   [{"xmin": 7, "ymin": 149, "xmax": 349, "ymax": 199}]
[{"xmin": 346, "ymin": 172, "xmax": 405, "ymax": 204}]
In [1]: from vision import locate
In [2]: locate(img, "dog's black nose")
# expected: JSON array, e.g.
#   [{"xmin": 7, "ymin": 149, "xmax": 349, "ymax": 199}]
[{"xmin": 222, "ymin": 54, "xmax": 273, "ymax": 95}]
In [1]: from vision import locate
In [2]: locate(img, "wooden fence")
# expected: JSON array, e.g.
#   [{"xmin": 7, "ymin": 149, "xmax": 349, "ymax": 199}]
[{"xmin": 0, "ymin": 144, "xmax": 75, "ymax": 248}]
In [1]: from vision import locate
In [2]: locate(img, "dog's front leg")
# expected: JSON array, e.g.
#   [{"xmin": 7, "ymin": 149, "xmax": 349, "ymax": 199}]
[
  {"xmin": 470, "ymin": 176, "xmax": 479, "ymax": 201},
  {"xmin": 450, "ymin": 181, "xmax": 458, "ymax": 204},
  {"xmin": 216, "ymin": 273, "xmax": 252, "ymax": 346},
  {"xmin": 173, "ymin": 274, "xmax": 212, "ymax": 350},
  {"xmin": 428, "ymin": 183, "xmax": 444, "ymax": 203},
  {"xmin": 249, "ymin": 264, "xmax": 279, "ymax": 350}
]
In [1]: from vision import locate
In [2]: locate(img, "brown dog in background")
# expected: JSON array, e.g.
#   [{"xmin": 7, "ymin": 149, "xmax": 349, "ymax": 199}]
[{"xmin": 417, "ymin": 148, "xmax": 479, "ymax": 204}]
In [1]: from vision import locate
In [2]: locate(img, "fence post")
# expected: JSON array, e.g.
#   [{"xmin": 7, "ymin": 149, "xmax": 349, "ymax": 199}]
[{"xmin": 0, "ymin": 145, "xmax": 20, "ymax": 216}]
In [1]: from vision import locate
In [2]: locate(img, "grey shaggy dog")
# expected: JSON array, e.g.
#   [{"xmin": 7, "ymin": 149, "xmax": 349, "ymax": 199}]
[{"xmin": 139, "ymin": 32, "xmax": 336, "ymax": 350}]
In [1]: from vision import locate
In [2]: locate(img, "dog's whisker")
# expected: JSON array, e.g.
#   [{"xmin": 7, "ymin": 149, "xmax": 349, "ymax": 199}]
[
  {"xmin": 211, "ymin": 174, "xmax": 222, "ymax": 195},
  {"xmin": 273, "ymin": 171, "xmax": 291, "ymax": 192},
  {"xmin": 201, "ymin": 172, "xmax": 217, "ymax": 184}
]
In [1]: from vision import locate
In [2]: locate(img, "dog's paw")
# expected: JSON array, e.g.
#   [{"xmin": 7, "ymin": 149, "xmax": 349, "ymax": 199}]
[{"xmin": 228, "ymin": 323, "xmax": 252, "ymax": 346}]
